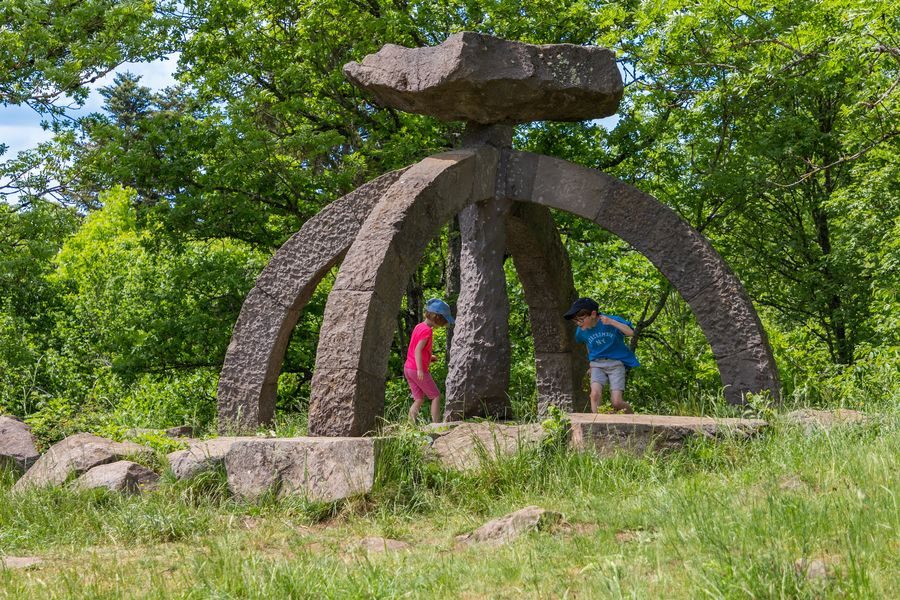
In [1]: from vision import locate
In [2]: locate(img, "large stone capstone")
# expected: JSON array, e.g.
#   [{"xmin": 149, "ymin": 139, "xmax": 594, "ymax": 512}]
[{"xmin": 344, "ymin": 31, "xmax": 623, "ymax": 124}]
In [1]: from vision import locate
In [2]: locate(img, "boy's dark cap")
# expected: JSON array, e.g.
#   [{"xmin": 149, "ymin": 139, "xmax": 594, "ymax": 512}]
[{"xmin": 564, "ymin": 297, "xmax": 599, "ymax": 320}]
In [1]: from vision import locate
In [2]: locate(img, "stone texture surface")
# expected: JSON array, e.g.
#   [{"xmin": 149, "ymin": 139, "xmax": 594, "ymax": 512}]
[
  {"xmin": 344, "ymin": 32, "xmax": 622, "ymax": 124},
  {"xmin": 504, "ymin": 150, "xmax": 780, "ymax": 404},
  {"xmin": 1, "ymin": 556, "xmax": 43, "ymax": 570},
  {"xmin": 13, "ymin": 434, "xmax": 150, "ymax": 491},
  {"xmin": 165, "ymin": 425, "xmax": 196, "ymax": 438},
  {"xmin": 429, "ymin": 422, "xmax": 545, "ymax": 471},
  {"xmin": 217, "ymin": 168, "xmax": 407, "ymax": 433},
  {"xmin": 456, "ymin": 506, "xmax": 563, "ymax": 546},
  {"xmin": 445, "ymin": 197, "xmax": 513, "ymax": 420},
  {"xmin": 0, "ymin": 415, "xmax": 39, "ymax": 473},
  {"xmin": 167, "ymin": 437, "xmax": 258, "ymax": 480},
  {"xmin": 506, "ymin": 202, "xmax": 590, "ymax": 414},
  {"xmin": 74, "ymin": 460, "xmax": 159, "ymax": 493},
  {"xmin": 568, "ymin": 413, "xmax": 767, "ymax": 454},
  {"xmin": 224, "ymin": 437, "xmax": 378, "ymax": 502},
  {"xmin": 784, "ymin": 409, "xmax": 869, "ymax": 430},
  {"xmin": 308, "ymin": 148, "xmax": 499, "ymax": 436}
]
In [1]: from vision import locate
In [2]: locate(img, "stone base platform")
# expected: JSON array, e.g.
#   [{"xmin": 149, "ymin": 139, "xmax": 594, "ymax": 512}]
[{"xmin": 568, "ymin": 413, "xmax": 767, "ymax": 454}]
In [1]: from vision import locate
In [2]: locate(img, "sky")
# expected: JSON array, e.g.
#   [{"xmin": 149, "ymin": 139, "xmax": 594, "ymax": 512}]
[{"xmin": 0, "ymin": 55, "xmax": 181, "ymax": 160}]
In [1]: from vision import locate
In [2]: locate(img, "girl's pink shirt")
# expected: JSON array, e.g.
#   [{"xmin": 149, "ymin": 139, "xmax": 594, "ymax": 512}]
[{"xmin": 404, "ymin": 322, "xmax": 433, "ymax": 371}]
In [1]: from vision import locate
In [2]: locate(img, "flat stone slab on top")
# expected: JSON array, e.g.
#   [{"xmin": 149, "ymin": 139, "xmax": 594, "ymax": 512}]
[
  {"xmin": 344, "ymin": 31, "xmax": 623, "ymax": 124},
  {"xmin": 569, "ymin": 413, "xmax": 768, "ymax": 454}
]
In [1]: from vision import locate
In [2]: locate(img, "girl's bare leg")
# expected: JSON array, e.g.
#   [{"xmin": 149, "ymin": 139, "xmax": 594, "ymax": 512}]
[
  {"xmin": 430, "ymin": 396, "xmax": 442, "ymax": 423},
  {"xmin": 409, "ymin": 398, "xmax": 424, "ymax": 422}
]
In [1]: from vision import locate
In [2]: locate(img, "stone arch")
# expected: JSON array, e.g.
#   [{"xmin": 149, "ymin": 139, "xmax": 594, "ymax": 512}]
[
  {"xmin": 307, "ymin": 146, "xmax": 500, "ymax": 436},
  {"xmin": 504, "ymin": 150, "xmax": 780, "ymax": 405},
  {"xmin": 307, "ymin": 149, "xmax": 779, "ymax": 436},
  {"xmin": 504, "ymin": 202, "xmax": 591, "ymax": 415},
  {"xmin": 217, "ymin": 169, "xmax": 407, "ymax": 433}
]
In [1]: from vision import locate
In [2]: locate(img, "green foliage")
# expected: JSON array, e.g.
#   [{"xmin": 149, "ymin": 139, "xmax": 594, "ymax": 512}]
[
  {"xmin": 0, "ymin": 0, "xmax": 179, "ymax": 115},
  {"xmin": 1, "ymin": 0, "xmax": 899, "ymax": 434},
  {"xmin": 540, "ymin": 404, "xmax": 571, "ymax": 452}
]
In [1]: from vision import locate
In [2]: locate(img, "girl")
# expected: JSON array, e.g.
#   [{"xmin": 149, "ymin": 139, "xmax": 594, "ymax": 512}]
[{"xmin": 405, "ymin": 298, "xmax": 454, "ymax": 423}]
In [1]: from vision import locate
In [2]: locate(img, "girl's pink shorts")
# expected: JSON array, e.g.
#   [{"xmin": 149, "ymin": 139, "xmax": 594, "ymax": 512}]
[{"xmin": 404, "ymin": 367, "xmax": 440, "ymax": 401}]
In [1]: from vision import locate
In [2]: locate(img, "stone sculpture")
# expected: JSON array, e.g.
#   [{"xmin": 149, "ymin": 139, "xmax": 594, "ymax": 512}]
[{"xmin": 218, "ymin": 32, "xmax": 780, "ymax": 435}]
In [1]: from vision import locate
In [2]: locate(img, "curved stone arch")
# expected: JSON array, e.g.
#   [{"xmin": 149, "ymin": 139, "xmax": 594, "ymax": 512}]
[
  {"xmin": 307, "ymin": 146, "xmax": 500, "ymax": 436},
  {"xmin": 217, "ymin": 169, "xmax": 408, "ymax": 433},
  {"xmin": 307, "ymin": 149, "xmax": 779, "ymax": 435},
  {"xmin": 504, "ymin": 150, "xmax": 780, "ymax": 405},
  {"xmin": 504, "ymin": 201, "xmax": 591, "ymax": 415}
]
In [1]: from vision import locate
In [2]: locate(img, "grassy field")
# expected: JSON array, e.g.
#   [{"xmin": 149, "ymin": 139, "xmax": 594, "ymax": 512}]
[{"xmin": 1, "ymin": 408, "xmax": 898, "ymax": 599}]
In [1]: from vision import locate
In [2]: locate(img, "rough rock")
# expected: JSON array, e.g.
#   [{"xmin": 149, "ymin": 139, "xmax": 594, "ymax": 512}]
[
  {"xmin": 74, "ymin": 460, "xmax": 159, "ymax": 493},
  {"xmin": 225, "ymin": 437, "xmax": 378, "ymax": 502},
  {"xmin": 344, "ymin": 32, "xmax": 622, "ymax": 124},
  {"xmin": 568, "ymin": 413, "xmax": 767, "ymax": 454},
  {"xmin": 504, "ymin": 150, "xmax": 781, "ymax": 404},
  {"xmin": 794, "ymin": 556, "xmax": 839, "ymax": 581},
  {"xmin": 429, "ymin": 422, "xmax": 545, "ymax": 471},
  {"xmin": 217, "ymin": 168, "xmax": 408, "ymax": 433},
  {"xmin": 13, "ymin": 434, "xmax": 150, "ymax": 491},
  {"xmin": 167, "ymin": 437, "xmax": 258, "ymax": 480},
  {"xmin": 506, "ymin": 202, "xmax": 590, "ymax": 414},
  {"xmin": 784, "ymin": 409, "xmax": 868, "ymax": 431},
  {"xmin": 165, "ymin": 425, "xmax": 196, "ymax": 438},
  {"xmin": 445, "ymin": 196, "xmax": 513, "ymax": 420},
  {"xmin": 354, "ymin": 537, "xmax": 411, "ymax": 552},
  {"xmin": 0, "ymin": 416, "xmax": 39, "ymax": 473},
  {"xmin": 456, "ymin": 506, "xmax": 563, "ymax": 546},
  {"xmin": 1, "ymin": 556, "xmax": 43, "ymax": 570},
  {"xmin": 308, "ymin": 147, "xmax": 498, "ymax": 436}
]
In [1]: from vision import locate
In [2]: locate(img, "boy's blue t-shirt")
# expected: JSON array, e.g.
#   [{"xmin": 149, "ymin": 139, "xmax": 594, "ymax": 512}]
[{"xmin": 575, "ymin": 314, "xmax": 640, "ymax": 368}]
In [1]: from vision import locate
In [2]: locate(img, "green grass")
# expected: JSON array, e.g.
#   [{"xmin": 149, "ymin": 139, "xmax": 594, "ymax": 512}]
[{"xmin": 1, "ymin": 409, "xmax": 898, "ymax": 598}]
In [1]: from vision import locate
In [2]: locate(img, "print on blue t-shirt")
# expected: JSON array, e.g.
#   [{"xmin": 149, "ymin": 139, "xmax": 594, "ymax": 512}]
[{"xmin": 574, "ymin": 314, "xmax": 640, "ymax": 368}]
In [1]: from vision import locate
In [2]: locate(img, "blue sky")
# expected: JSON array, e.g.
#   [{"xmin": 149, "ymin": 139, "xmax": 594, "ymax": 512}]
[{"xmin": 0, "ymin": 55, "xmax": 180, "ymax": 159}]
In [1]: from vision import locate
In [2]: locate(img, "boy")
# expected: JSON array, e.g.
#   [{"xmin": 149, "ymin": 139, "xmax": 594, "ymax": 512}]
[{"xmin": 564, "ymin": 297, "xmax": 639, "ymax": 413}]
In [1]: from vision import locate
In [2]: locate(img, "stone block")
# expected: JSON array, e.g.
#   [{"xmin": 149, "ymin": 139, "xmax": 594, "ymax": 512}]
[
  {"xmin": 75, "ymin": 460, "xmax": 159, "ymax": 493},
  {"xmin": 0, "ymin": 416, "xmax": 39, "ymax": 473},
  {"xmin": 167, "ymin": 437, "xmax": 259, "ymax": 480},
  {"xmin": 429, "ymin": 422, "xmax": 545, "ymax": 471},
  {"xmin": 568, "ymin": 413, "xmax": 767, "ymax": 454},
  {"xmin": 225, "ymin": 437, "xmax": 378, "ymax": 502},
  {"xmin": 344, "ymin": 32, "xmax": 622, "ymax": 124},
  {"xmin": 13, "ymin": 434, "xmax": 150, "ymax": 491}
]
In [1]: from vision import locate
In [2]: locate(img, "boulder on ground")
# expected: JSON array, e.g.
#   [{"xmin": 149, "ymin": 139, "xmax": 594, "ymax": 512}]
[
  {"xmin": 568, "ymin": 413, "xmax": 767, "ymax": 455},
  {"xmin": 784, "ymin": 409, "xmax": 868, "ymax": 431},
  {"xmin": 167, "ymin": 437, "xmax": 258, "ymax": 480},
  {"xmin": 225, "ymin": 437, "xmax": 378, "ymax": 502},
  {"xmin": 456, "ymin": 506, "xmax": 563, "ymax": 546},
  {"xmin": 12, "ymin": 433, "xmax": 150, "ymax": 492},
  {"xmin": 74, "ymin": 460, "xmax": 159, "ymax": 493},
  {"xmin": 429, "ymin": 422, "xmax": 545, "ymax": 470},
  {"xmin": 1, "ymin": 556, "xmax": 43, "ymax": 570},
  {"xmin": 0, "ymin": 416, "xmax": 40, "ymax": 473},
  {"xmin": 165, "ymin": 425, "xmax": 196, "ymax": 438}
]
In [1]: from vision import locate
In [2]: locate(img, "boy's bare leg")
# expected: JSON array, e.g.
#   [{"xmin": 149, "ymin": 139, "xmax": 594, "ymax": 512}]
[
  {"xmin": 409, "ymin": 398, "xmax": 424, "ymax": 422},
  {"xmin": 610, "ymin": 390, "xmax": 633, "ymax": 413},
  {"xmin": 430, "ymin": 396, "xmax": 442, "ymax": 423},
  {"xmin": 590, "ymin": 382, "xmax": 604, "ymax": 413}
]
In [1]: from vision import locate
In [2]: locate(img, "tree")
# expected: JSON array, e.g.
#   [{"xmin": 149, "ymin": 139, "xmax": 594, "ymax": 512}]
[{"xmin": 0, "ymin": 0, "xmax": 179, "ymax": 113}]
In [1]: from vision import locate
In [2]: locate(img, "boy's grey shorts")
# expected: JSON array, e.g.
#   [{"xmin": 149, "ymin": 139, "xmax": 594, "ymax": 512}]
[{"xmin": 590, "ymin": 360, "xmax": 627, "ymax": 391}]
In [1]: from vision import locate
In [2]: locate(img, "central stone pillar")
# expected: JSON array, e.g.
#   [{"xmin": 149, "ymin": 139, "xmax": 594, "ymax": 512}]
[{"xmin": 444, "ymin": 124, "xmax": 514, "ymax": 420}]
